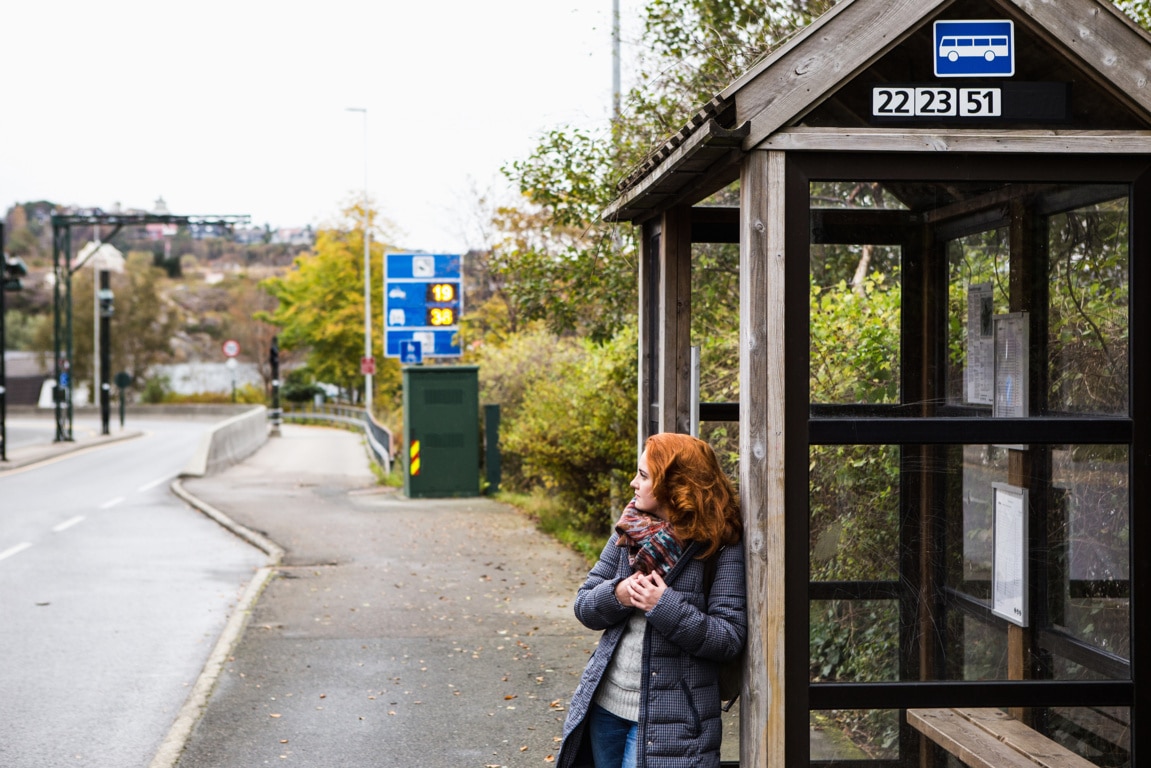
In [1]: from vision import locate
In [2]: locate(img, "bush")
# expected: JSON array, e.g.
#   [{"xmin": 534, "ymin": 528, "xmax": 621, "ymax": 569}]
[
  {"xmin": 139, "ymin": 374, "xmax": 171, "ymax": 404},
  {"xmin": 282, "ymin": 367, "xmax": 324, "ymax": 403},
  {"xmin": 496, "ymin": 325, "xmax": 638, "ymax": 537},
  {"xmin": 473, "ymin": 323, "xmax": 586, "ymax": 490}
]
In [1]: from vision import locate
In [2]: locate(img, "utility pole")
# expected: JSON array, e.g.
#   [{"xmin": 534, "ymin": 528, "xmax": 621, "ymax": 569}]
[
  {"xmin": 612, "ymin": 0, "xmax": 622, "ymax": 123},
  {"xmin": 97, "ymin": 270, "xmax": 112, "ymax": 435},
  {"xmin": 347, "ymin": 106, "xmax": 373, "ymax": 413},
  {"xmin": 269, "ymin": 336, "xmax": 281, "ymax": 437}
]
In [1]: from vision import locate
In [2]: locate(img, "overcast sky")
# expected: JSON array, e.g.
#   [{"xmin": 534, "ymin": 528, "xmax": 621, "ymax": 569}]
[{"xmin": 1, "ymin": 1, "xmax": 641, "ymax": 254}]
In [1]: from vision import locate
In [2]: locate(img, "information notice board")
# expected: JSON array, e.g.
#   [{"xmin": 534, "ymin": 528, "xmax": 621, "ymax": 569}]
[{"xmin": 992, "ymin": 482, "xmax": 1029, "ymax": 627}]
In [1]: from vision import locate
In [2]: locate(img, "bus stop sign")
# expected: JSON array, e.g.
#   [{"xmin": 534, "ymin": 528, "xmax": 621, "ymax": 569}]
[{"xmin": 934, "ymin": 20, "xmax": 1014, "ymax": 78}]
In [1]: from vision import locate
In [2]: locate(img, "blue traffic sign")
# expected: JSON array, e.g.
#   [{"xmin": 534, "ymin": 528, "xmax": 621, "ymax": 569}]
[
  {"xmin": 386, "ymin": 329, "xmax": 459, "ymax": 358},
  {"xmin": 385, "ymin": 253, "xmax": 463, "ymax": 359},
  {"xmin": 399, "ymin": 340, "xmax": 423, "ymax": 365},
  {"xmin": 934, "ymin": 20, "xmax": 1014, "ymax": 78}
]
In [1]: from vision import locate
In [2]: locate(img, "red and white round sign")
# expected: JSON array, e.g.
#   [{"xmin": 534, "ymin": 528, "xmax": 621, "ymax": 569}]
[{"xmin": 222, "ymin": 339, "xmax": 240, "ymax": 358}]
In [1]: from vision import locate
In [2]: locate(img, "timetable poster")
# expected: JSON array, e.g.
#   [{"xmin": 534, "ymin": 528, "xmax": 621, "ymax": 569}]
[
  {"xmin": 993, "ymin": 312, "xmax": 1029, "ymax": 419},
  {"xmin": 992, "ymin": 482, "xmax": 1029, "ymax": 627},
  {"xmin": 966, "ymin": 283, "xmax": 995, "ymax": 405}
]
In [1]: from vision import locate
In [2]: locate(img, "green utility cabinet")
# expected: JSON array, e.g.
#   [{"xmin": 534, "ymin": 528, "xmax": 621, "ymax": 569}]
[{"xmin": 402, "ymin": 365, "xmax": 479, "ymax": 497}]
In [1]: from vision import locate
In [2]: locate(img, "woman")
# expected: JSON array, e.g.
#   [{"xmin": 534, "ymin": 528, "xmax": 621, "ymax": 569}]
[{"xmin": 557, "ymin": 432, "xmax": 746, "ymax": 768}]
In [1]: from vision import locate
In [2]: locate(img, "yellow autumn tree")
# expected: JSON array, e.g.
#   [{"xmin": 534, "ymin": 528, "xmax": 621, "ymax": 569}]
[{"xmin": 260, "ymin": 203, "xmax": 399, "ymax": 409}]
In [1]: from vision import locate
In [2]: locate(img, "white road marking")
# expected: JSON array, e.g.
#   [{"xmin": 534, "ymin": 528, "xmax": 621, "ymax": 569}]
[
  {"xmin": 138, "ymin": 475, "xmax": 174, "ymax": 492},
  {"xmin": 52, "ymin": 515, "xmax": 86, "ymax": 533},
  {"xmin": 0, "ymin": 542, "xmax": 33, "ymax": 562},
  {"xmin": 99, "ymin": 496, "xmax": 125, "ymax": 510}
]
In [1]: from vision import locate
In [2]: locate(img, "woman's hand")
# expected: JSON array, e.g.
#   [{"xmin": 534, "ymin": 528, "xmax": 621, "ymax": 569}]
[{"xmin": 618, "ymin": 571, "xmax": 667, "ymax": 611}]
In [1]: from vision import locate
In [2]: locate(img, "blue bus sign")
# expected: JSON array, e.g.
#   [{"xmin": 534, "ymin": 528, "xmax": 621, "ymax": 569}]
[
  {"xmin": 385, "ymin": 253, "xmax": 463, "ymax": 359},
  {"xmin": 934, "ymin": 20, "xmax": 1014, "ymax": 78}
]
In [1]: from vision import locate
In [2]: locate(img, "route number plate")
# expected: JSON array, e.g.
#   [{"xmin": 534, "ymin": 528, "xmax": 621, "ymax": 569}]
[{"xmin": 873, "ymin": 86, "xmax": 1002, "ymax": 118}]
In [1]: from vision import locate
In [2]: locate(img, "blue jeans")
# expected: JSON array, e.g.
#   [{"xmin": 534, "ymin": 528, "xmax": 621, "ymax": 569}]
[{"xmin": 588, "ymin": 703, "xmax": 638, "ymax": 768}]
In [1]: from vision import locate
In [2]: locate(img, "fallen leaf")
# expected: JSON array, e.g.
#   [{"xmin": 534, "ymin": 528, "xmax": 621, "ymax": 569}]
[{"xmin": 504, "ymin": 694, "xmax": 518, "ymax": 700}]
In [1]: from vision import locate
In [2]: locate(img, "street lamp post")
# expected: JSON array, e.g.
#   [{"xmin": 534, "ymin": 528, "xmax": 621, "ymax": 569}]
[{"xmin": 347, "ymin": 106, "xmax": 372, "ymax": 412}]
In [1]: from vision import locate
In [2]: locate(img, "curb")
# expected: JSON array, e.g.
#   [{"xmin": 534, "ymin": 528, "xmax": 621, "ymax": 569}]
[{"xmin": 149, "ymin": 480, "xmax": 286, "ymax": 768}]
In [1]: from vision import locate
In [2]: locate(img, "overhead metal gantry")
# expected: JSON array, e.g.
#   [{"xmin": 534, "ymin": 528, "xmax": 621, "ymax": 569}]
[{"xmin": 51, "ymin": 212, "xmax": 250, "ymax": 442}]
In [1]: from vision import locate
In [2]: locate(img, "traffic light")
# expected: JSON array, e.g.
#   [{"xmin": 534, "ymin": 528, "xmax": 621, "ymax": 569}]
[
  {"xmin": 98, "ymin": 287, "xmax": 114, "ymax": 317},
  {"xmin": 269, "ymin": 337, "xmax": 280, "ymax": 368},
  {"xmin": 3, "ymin": 254, "xmax": 27, "ymax": 291}
]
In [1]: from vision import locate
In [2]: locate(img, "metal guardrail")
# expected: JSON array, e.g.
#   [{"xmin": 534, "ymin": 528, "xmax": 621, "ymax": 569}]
[{"xmin": 280, "ymin": 402, "xmax": 394, "ymax": 471}]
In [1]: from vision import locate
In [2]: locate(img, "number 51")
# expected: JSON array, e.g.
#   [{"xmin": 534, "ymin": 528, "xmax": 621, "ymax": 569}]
[{"xmin": 960, "ymin": 88, "xmax": 1001, "ymax": 116}]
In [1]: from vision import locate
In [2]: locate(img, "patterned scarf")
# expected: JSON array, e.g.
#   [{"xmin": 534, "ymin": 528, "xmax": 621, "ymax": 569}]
[{"xmin": 613, "ymin": 498, "xmax": 685, "ymax": 577}]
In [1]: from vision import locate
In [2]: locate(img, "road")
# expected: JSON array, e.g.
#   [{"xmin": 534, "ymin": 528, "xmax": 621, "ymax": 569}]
[{"xmin": 0, "ymin": 418, "xmax": 266, "ymax": 767}]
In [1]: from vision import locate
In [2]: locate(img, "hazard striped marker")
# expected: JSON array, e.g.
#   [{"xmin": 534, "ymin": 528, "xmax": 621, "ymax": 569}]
[{"xmin": 410, "ymin": 439, "xmax": 421, "ymax": 476}]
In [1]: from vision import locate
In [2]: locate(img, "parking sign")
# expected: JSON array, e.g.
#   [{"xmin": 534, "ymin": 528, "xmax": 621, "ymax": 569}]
[{"xmin": 400, "ymin": 340, "xmax": 423, "ymax": 365}]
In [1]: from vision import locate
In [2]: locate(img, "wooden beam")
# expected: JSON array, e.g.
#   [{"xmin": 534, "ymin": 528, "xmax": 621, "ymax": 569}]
[
  {"xmin": 760, "ymin": 127, "xmax": 1151, "ymax": 153},
  {"xmin": 732, "ymin": 0, "xmax": 952, "ymax": 149},
  {"xmin": 909, "ymin": 708, "xmax": 1099, "ymax": 768},
  {"xmin": 658, "ymin": 206, "xmax": 692, "ymax": 435},
  {"xmin": 637, "ymin": 219, "xmax": 659, "ymax": 453},
  {"xmin": 1004, "ymin": 0, "xmax": 1151, "ymax": 118},
  {"xmin": 739, "ymin": 148, "xmax": 787, "ymax": 768}
]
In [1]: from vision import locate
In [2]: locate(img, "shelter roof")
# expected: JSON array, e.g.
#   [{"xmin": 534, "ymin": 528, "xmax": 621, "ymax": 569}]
[{"xmin": 606, "ymin": 0, "xmax": 1151, "ymax": 222}]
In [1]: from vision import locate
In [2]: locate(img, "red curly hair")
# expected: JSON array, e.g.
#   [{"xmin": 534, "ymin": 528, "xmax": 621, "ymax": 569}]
[{"xmin": 643, "ymin": 433, "xmax": 741, "ymax": 558}]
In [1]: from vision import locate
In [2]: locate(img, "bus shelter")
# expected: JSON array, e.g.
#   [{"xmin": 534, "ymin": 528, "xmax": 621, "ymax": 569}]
[{"xmin": 605, "ymin": 0, "xmax": 1151, "ymax": 765}]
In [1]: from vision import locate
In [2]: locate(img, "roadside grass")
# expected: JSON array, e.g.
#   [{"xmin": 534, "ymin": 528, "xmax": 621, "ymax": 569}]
[
  {"xmin": 495, "ymin": 487, "xmax": 606, "ymax": 566},
  {"xmin": 371, "ymin": 456, "xmax": 404, "ymax": 487}
]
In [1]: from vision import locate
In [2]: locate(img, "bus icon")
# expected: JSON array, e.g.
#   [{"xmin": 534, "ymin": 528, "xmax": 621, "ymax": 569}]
[{"xmin": 934, "ymin": 20, "xmax": 1014, "ymax": 77}]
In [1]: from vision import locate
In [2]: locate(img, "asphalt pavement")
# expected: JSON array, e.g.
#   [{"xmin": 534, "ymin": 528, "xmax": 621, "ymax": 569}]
[{"xmin": 172, "ymin": 424, "xmax": 597, "ymax": 768}]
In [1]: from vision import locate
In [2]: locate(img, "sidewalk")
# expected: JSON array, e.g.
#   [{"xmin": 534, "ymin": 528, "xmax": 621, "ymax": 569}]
[
  {"xmin": 1, "ymin": 416, "xmax": 143, "ymax": 472},
  {"xmin": 172, "ymin": 424, "xmax": 595, "ymax": 768}
]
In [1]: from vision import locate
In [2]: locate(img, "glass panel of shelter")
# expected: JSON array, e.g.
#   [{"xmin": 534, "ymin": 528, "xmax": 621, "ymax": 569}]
[{"xmin": 807, "ymin": 176, "xmax": 1132, "ymax": 766}]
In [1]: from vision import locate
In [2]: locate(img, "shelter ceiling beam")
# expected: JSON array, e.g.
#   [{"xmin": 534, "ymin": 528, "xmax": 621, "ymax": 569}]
[{"xmin": 759, "ymin": 127, "xmax": 1151, "ymax": 153}]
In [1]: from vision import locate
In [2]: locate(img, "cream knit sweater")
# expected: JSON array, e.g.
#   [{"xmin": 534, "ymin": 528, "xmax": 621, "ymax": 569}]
[{"xmin": 593, "ymin": 610, "xmax": 646, "ymax": 721}]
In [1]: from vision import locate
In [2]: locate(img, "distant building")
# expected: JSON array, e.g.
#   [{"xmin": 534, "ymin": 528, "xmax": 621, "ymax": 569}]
[
  {"xmin": 271, "ymin": 226, "xmax": 315, "ymax": 246},
  {"xmin": 3, "ymin": 351, "xmax": 51, "ymax": 406},
  {"xmin": 73, "ymin": 241, "xmax": 126, "ymax": 272}
]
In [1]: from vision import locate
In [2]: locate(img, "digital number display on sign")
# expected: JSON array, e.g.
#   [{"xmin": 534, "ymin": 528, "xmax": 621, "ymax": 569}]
[
  {"xmin": 386, "ymin": 280, "xmax": 462, "ymax": 328},
  {"xmin": 427, "ymin": 282, "xmax": 456, "ymax": 303}
]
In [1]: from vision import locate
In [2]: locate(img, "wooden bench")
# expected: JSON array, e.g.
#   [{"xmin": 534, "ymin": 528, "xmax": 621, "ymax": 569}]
[{"xmin": 908, "ymin": 707, "xmax": 1098, "ymax": 768}]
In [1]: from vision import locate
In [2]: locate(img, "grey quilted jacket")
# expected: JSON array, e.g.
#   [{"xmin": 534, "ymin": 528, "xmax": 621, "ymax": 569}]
[{"xmin": 557, "ymin": 535, "xmax": 746, "ymax": 768}]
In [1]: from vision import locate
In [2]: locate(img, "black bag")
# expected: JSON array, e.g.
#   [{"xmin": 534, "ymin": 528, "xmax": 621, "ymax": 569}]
[{"xmin": 703, "ymin": 549, "xmax": 745, "ymax": 710}]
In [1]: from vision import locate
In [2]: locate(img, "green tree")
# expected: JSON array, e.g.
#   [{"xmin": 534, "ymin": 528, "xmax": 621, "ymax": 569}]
[
  {"xmin": 496, "ymin": 128, "xmax": 637, "ymax": 343},
  {"xmin": 260, "ymin": 204, "xmax": 399, "ymax": 409},
  {"xmin": 224, "ymin": 274, "xmax": 279, "ymax": 392},
  {"xmin": 61, "ymin": 252, "xmax": 178, "ymax": 398},
  {"xmin": 1115, "ymin": 0, "xmax": 1151, "ymax": 26}
]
